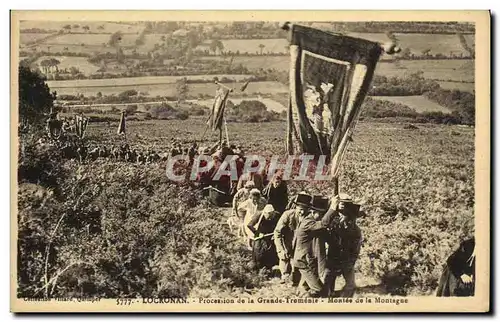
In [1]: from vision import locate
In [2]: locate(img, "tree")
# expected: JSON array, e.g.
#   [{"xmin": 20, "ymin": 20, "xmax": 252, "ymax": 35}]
[
  {"xmin": 63, "ymin": 24, "xmax": 71, "ymax": 32},
  {"xmin": 39, "ymin": 59, "xmax": 50, "ymax": 75},
  {"xmin": 216, "ymin": 40, "xmax": 225, "ymax": 55},
  {"xmin": 165, "ymin": 21, "xmax": 179, "ymax": 33},
  {"xmin": 259, "ymin": 44, "xmax": 265, "ymax": 55},
  {"xmin": 116, "ymin": 47, "xmax": 125, "ymax": 63},
  {"xmin": 457, "ymin": 33, "xmax": 475, "ymax": 58},
  {"xmin": 175, "ymin": 77, "xmax": 189, "ymax": 105},
  {"xmin": 209, "ymin": 40, "xmax": 218, "ymax": 55},
  {"xmin": 48, "ymin": 58, "xmax": 60, "ymax": 73},
  {"xmin": 72, "ymin": 24, "xmax": 80, "ymax": 29},
  {"xmin": 69, "ymin": 66, "xmax": 80, "ymax": 75},
  {"xmin": 18, "ymin": 66, "xmax": 56, "ymax": 125},
  {"xmin": 135, "ymin": 31, "xmax": 146, "ymax": 46},
  {"xmin": 400, "ymin": 47, "xmax": 412, "ymax": 59},
  {"xmin": 209, "ymin": 39, "xmax": 224, "ymax": 56},
  {"xmin": 421, "ymin": 48, "xmax": 431, "ymax": 57},
  {"xmin": 82, "ymin": 25, "xmax": 90, "ymax": 32},
  {"xmin": 108, "ymin": 31, "xmax": 123, "ymax": 47},
  {"xmin": 187, "ymin": 30, "xmax": 200, "ymax": 48}
]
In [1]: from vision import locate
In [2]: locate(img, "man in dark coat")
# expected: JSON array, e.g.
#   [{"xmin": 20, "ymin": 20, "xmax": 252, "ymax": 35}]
[
  {"xmin": 436, "ymin": 237, "xmax": 475, "ymax": 297},
  {"xmin": 274, "ymin": 194, "xmax": 309, "ymax": 284},
  {"xmin": 323, "ymin": 194, "xmax": 362, "ymax": 298},
  {"xmin": 292, "ymin": 195, "xmax": 336, "ymax": 297}
]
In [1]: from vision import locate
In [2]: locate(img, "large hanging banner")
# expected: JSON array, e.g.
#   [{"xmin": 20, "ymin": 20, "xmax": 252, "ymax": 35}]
[
  {"xmin": 207, "ymin": 86, "xmax": 231, "ymax": 131},
  {"xmin": 117, "ymin": 111, "xmax": 126, "ymax": 135},
  {"xmin": 286, "ymin": 24, "xmax": 383, "ymax": 177}
]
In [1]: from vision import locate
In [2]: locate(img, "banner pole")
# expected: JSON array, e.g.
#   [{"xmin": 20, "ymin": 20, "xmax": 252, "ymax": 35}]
[{"xmin": 224, "ymin": 116, "xmax": 230, "ymax": 145}]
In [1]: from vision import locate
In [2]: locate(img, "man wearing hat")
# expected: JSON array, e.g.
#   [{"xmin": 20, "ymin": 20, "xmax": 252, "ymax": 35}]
[
  {"xmin": 292, "ymin": 194, "xmax": 338, "ymax": 297},
  {"xmin": 323, "ymin": 193, "xmax": 363, "ymax": 298},
  {"xmin": 274, "ymin": 193, "xmax": 311, "ymax": 284}
]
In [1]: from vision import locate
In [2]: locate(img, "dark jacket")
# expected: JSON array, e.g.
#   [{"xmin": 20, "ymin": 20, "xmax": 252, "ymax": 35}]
[
  {"xmin": 292, "ymin": 211, "xmax": 335, "ymax": 270},
  {"xmin": 436, "ymin": 238, "xmax": 475, "ymax": 297},
  {"xmin": 274, "ymin": 209, "xmax": 300, "ymax": 259},
  {"xmin": 263, "ymin": 182, "xmax": 289, "ymax": 214},
  {"xmin": 326, "ymin": 220, "xmax": 362, "ymax": 272}
]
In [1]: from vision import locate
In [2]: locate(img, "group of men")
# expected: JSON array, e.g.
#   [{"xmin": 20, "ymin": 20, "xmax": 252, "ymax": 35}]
[
  {"xmin": 53, "ymin": 137, "xmax": 166, "ymax": 164},
  {"xmin": 230, "ymin": 179, "xmax": 363, "ymax": 298}
]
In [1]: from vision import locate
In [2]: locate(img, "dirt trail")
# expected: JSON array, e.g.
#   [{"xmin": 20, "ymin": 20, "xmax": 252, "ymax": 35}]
[
  {"xmin": 248, "ymin": 275, "xmax": 388, "ymax": 299},
  {"xmin": 221, "ymin": 208, "xmax": 391, "ymax": 299}
]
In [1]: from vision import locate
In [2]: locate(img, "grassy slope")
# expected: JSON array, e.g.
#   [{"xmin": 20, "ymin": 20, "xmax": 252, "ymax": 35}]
[{"xmin": 85, "ymin": 118, "xmax": 474, "ymax": 296}]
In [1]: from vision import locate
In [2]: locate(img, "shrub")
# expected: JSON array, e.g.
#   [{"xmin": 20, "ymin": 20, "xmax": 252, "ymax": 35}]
[
  {"xmin": 149, "ymin": 103, "xmax": 176, "ymax": 119},
  {"xmin": 125, "ymin": 105, "xmax": 138, "ymax": 114},
  {"xmin": 176, "ymin": 111, "xmax": 189, "ymax": 120},
  {"xmin": 17, "ymin": 131, "xmax": 65, "ymax": 189},
  {"xmin": 17, "ymin": 154, "xmax": 262, "ymax": 298}
]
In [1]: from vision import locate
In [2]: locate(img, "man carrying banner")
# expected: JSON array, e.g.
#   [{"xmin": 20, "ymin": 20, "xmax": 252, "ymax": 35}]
[
  {"xmin": 292, "ymin": 194, "xmax": 337, "ymax": 297},
  {"xmin": 322, "ymin": 194, "xmax": 363, "ymax": 297}
]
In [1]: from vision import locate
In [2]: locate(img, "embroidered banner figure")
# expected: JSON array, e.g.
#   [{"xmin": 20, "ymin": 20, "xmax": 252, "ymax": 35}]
[{"xmin": 284, "ymin": 23, "xmax": 384, "ymax": 178}]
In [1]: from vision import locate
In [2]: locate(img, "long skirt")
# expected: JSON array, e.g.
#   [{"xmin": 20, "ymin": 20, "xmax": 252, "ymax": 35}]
[
  {"xmin": 252, "ymin": 236, "xmax": 278, "ymax": 270},
  {"xmin": 436, "ymin": 264, "xmax": 474, "ymax": 297}
]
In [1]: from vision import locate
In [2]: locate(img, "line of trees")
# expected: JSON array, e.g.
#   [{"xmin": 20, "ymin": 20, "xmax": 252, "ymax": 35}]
[{"xmin": 330, "ymin": 21, "xmax": 475, "ymax": 34}]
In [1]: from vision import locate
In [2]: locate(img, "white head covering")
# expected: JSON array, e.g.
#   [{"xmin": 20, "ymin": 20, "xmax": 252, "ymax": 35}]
[
  {"xmin": 262, "ymin": 204, "xmax": 276, "ymax": 219},
  {"xmin": 244, "ymin": 180, "xmax": 255, "ymax": 189},
  {"xmin": 250, "ymin": 188, "xmax": 261, "ymax": 196}
]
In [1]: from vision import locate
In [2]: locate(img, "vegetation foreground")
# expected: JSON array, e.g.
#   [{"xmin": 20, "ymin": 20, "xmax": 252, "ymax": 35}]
[{"xmin": 18, "ymin": 118, "xmax": 474, "ymax": 298}]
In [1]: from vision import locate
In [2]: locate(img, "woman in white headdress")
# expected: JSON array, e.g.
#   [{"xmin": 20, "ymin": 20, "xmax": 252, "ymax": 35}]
[{"xmin": 247, "ymin": 204, "xmax": 280, "ymax": 271}]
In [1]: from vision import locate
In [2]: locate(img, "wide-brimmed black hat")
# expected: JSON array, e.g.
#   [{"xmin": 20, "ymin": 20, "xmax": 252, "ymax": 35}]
[
  {"xmin": 310, "ymin": 195, "xmax": 330, "ymax": 212},
  {"xmin": 292, "ymin": 193, "xmax": 312, "ymax": 208}
]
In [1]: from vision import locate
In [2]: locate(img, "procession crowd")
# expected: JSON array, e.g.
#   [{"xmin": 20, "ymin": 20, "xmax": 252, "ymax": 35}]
[{"xmin": 223, "ymin": 172, "xmax": 362, "ymax": 298}]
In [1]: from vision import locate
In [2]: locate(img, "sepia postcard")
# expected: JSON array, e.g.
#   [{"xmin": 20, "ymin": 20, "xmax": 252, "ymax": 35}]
[{"xmin": 10, "ymin": 10, "xmax": 490, "ymax": 313}]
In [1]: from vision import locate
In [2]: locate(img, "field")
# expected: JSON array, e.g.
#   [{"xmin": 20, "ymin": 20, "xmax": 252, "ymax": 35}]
[
  {"xmin": 34, "ymin": 56, "xmax": 100, "ymax": 75},
  {"xmin": 22, "ymin": 44, "xmax": 110, "ymax": 55},
  {"xmin": 375, "ymin": 60, "xmax": 475, "ymax": 83},
  {"xmin": 437, "ymin": 81, "xmax": 475, "ymax": 93},
  {"xmin": 20, "ymin": 33, "xmax": 53, "ymax": 44},
  {"xmin": 196, "ymin": 97, "xmax": 286, "ymax": 112},
  {"xmin": 204, "ymin": 55, "xmax": 290, "ymax": 71},
  {"xmin": 44, "ymin": 34, "xmax": 140, "ymax": 46},
  {"xmin": 197, "ymin": 38, "xmax": 289, "ymax": 54},
  {"xmin": 205, "ymin": 56, "xmax": 475, "ymax": 83},
  {"xmin": 48, "ymin": 79, "xmax": 287, "ymax": 97},
  {"xmin": 395, "ymin": 33, "xmax": 474, "ymax": 56},
  {"xmin": 47, "ymin": 74, "xmax": 253, "ymax": 88},
  {"xmin": 20, "ymin": 20, "xmax": 144, "ymax": 34},
  {"xmin": 370, "ymin": 96, "xmax": 452, "ymax": 113}
]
